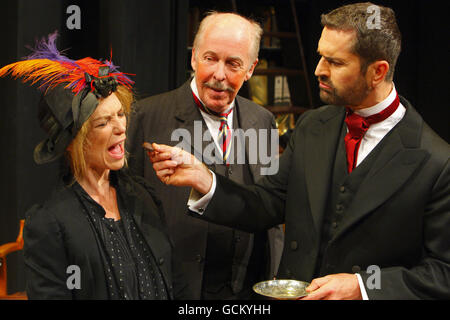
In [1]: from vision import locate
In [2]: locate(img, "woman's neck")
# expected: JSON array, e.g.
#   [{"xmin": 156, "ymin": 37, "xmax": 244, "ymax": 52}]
[
  {"xmin": 78, "ymin": 168, "xmax": 111, "ymax": 197},
  {"xmin": 78, "ymin": 168, "xmax": 121, "ymax": 221}
]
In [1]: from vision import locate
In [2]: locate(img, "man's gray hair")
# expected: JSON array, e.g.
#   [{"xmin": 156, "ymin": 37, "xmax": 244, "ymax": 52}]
[{"xmin": 193, "ymin": 11, "xmax": 263, "ymax": 64}]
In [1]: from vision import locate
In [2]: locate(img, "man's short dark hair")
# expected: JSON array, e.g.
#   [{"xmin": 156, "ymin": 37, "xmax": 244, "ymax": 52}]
[{"xmin": 321, "ymin": 2, "xmax": 401, "ymax": 81}]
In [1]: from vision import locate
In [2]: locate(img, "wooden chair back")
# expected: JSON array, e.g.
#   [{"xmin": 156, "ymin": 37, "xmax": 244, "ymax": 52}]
[{"xmin": 0, "ymin": 219, "xmax": 27, "ymax": 299}]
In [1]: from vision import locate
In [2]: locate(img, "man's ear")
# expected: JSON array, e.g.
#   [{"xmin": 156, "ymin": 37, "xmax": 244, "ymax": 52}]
[
  {"xmin": 368, "ymin": 60, "xmax": 390, "ymax": 87},
  {"xmin": 245, "ymin": 58, "xmax": 259, "ymax": 81},
  {"xmin": 191, "ymin": 48, "xmax": 197, "ymax": 72}
]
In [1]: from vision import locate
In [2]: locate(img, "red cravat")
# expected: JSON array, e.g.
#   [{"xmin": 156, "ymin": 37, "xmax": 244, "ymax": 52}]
[{"xmin": 344, "ymin": 93, "xmax": 400, "ymax": 173}]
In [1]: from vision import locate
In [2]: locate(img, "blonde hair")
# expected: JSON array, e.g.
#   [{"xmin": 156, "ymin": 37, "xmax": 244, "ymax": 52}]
[{"xmin": 66, "ymin": 85, "xmax": 134, "ymax": 182}]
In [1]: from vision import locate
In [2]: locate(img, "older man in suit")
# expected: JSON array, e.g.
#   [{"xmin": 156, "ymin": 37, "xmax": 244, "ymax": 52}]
[
  {"xmin": 150, "ymin": 3, "xmax": 450, "ymax": 299},
  {"xmin": 126, "ymin": 12, "xmax": 283, "ymax": 299}
]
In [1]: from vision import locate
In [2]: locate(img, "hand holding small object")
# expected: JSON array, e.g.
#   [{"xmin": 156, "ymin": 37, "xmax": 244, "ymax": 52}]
[{"xmin": 146, "ymin": 143, "xmax": 213, "ymax": 195}]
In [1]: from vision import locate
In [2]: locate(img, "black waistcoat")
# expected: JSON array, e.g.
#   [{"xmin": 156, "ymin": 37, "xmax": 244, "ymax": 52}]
[
  {"xmin": 202, "ymin": 106, "xmax": 267, "ymax": 298},
  {"xmin": 314, "ymin": 122, "xmax": 385, "ymax": 277}
]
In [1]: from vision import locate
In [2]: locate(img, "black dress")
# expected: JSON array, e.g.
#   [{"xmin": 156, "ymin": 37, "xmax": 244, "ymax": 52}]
[
  {"xmin": 72, "ymin": 176, "xmax": 168, "ymax": 300},
  {"xmin": 24, "ymin": 169, "xmax": 174, "ymax": 299}
]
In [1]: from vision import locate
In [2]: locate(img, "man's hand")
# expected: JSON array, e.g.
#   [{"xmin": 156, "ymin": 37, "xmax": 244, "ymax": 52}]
[
  {"xmin": 301, "ymin": 273, "xmax": 362, "ymax": 300},
  {"xmin": 148, "ymin": 143, "xmax": 213, "ymax": 195}
]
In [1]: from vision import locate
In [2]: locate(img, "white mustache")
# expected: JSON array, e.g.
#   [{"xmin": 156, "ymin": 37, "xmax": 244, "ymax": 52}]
[{"xmin": 204, "ymin": 81, "xmax": 235, "ymax": 93}]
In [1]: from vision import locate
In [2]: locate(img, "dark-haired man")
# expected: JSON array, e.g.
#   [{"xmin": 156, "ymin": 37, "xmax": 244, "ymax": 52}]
[{"xmin": 150, "ymin": 3, "xmax": 450, "ymax": 299}]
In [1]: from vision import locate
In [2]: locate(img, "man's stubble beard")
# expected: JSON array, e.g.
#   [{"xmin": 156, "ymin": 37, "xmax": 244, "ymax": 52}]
[{"xmin": 318, "ymin": 74, "xmax": 371, "ymax": 107}]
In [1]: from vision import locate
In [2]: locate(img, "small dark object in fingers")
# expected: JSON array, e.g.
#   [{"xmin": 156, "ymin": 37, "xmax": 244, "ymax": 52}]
[{"xmin": 142, "ymin": 142, "xmax": 154, "ymax": 152}]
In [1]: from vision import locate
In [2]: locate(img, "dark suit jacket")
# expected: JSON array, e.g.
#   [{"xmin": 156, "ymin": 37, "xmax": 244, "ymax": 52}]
[
  {"xmin": 126, "ymin": 79, "xmax": 284, "ymax": 299},
  {"xmin": 24, "ymin": 170, "xmax": 174, "ymax": 299},
  {"xmin": 198, "ymin": 96, "xmax": 450, "ymax": 299}
]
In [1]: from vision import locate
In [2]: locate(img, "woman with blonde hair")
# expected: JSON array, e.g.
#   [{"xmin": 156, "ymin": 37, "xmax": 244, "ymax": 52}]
[{"xmin": 0, "ymin": 32, "xmax": 173, "ymax": 299}]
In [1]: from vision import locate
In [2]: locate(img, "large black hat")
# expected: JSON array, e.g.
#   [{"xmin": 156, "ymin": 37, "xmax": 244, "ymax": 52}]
[
  {"xmin": 0, "ymin": 32, "xmax": 134, "ymax": 164},
  {"xmin": 34, "ymin": 86, "xmax": 99, "ymax": 164}
]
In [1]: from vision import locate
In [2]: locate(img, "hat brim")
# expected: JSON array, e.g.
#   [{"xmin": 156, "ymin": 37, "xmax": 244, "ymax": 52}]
[
  {"xmin": 33, "ymin": 129, "xmax": 73, "ymax": 164},
  {"xmin": 33, "ymin": 88, "xmax": 99, "ymax": 165}
]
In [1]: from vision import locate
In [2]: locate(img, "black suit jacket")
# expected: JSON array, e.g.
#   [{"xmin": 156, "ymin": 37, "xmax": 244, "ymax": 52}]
[
  {"xmin": 198, "ymin": 96, "xmax": 450, "ymax": 299},
  {"xmin": 126, "ymin": 79, "xmax": 284, "ymax": 299},
  {"xmin": 23, "ymin": 170, "xmax": 173, "ymax": 299}
]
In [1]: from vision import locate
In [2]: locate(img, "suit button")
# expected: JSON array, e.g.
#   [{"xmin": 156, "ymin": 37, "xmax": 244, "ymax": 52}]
[
  {"xmin": 336, "ymin": 204, "xmax": 344, "ymax": 212},
  {"xmin": 228, "ymin": 169, "xmax": 233, "ymax": 175},
  {"xmin": 332, "ymin": 221, "xmax": 338, "ymax": 228},
  {"xmin": 340, "ymin": 186, "xmax": 346, "ymax": 193},
  {"xmin": 159, "ymin": 257, "xmax": 165, "ymax": 265},
  {"xmin": 290, "ymin": 241, "xmax": 298, "ymax": 251},
  {"xmin": 352, "ymin": 265, "xmax": 361, "ymax": 273},
  {"xmin": 195, "ymin": 254, "xmax": 203, "ymax": 263}
]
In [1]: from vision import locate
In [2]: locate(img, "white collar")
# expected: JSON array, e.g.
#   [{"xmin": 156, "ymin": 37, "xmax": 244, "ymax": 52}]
[
  {"xmin": 190, "ymin": 77, "xmax": 235, "ymax": 114},
  {"xmin": 354, "ymin": 83, "xmax": 397, "ymax": 117}
]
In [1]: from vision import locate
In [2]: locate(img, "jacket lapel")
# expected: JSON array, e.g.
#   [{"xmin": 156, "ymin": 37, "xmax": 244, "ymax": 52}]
[
  {"xmin": 116, "ymin": 172, "xmax": 141, "ymax": 228},
  {"xmin": 174, "ymin": 80, "xmax": 222, "ymax": 169},
  {"xmin": 117, "ymin": 173, "xmax": 174, "ymax": 297},
  {"xmin": 333, "ymin": 98, "xmax": 429, "ymax": 241},
  {"xmin": 305, "ymin": 107, "xmax": 346, "ymax": 234},
  {"xmin": 234, "ymin": 97, "xmax": 259, "ymax": 178}
]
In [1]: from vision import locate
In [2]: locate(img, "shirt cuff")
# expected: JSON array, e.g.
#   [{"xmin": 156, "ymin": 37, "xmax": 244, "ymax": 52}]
[
  {"xmin": 356, "ymin": 273, "xmax": 369, "ymax": 300},
  {"xmin": 187, "ymin": 170, "xmax": 216, "ymax": 215}
]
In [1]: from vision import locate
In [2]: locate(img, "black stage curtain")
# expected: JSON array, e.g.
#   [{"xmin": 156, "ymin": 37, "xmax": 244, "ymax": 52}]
[{"xmin": 0, "ymin": 0, "xmax": 447, "ymax": 295}]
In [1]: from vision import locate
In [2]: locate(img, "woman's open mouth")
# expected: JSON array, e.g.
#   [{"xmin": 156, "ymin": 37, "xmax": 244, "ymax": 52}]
[{"xmin": 108, "ymin": 140, "xmax": 125, "ymax": 159}]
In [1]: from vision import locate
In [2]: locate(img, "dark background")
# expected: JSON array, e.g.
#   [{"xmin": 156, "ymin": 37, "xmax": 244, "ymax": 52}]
[{"xmin": 0, "ymin": 0, "xmax": 448, "ymax": 295}]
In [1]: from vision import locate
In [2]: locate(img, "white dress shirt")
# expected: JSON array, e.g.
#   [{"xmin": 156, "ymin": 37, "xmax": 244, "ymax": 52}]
[
  {"xmin": 188, "ymin": 83, "xmax": 406, "ymax": 299},
  {"xmin": 352, "ymin": 83, "xmax": 406, "ymax": 166}
]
